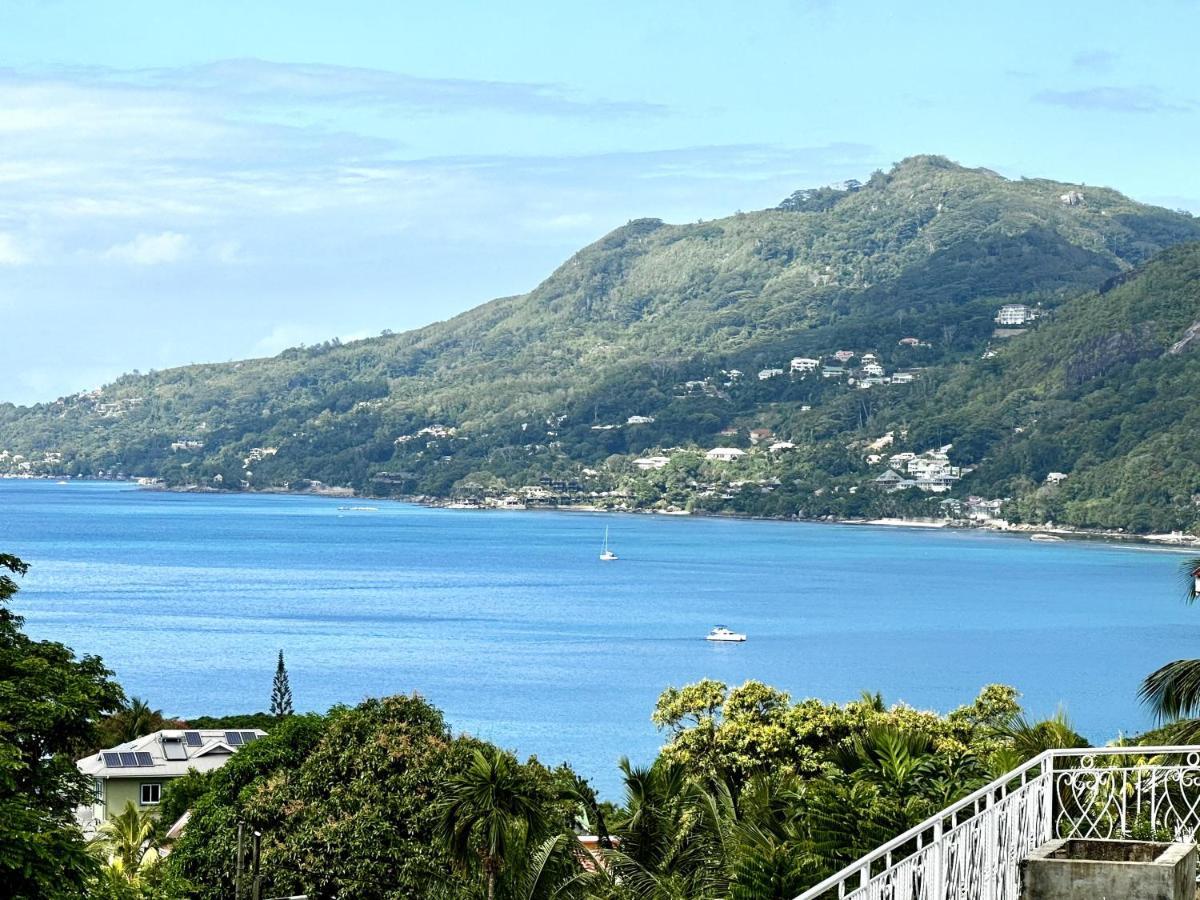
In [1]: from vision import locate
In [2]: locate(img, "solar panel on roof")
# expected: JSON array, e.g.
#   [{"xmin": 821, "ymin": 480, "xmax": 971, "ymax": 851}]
[
  {"xmin": 225, "ymin": 731, "xmax": 243, "ymax": 746},
  {"xmin": 184, "ymin": 731, "xmax": 202, "ymax": 747},
  {"xmin": 103, "ymin": 752, "xmax": 122, "ymax": 767},
  {"xmin": 135, "ymin": 752, "xmax": 153, "ymax": 766},
  {"xmin": 240, "ymin": 731, "xmax": 257, "ymax": 743},
  {"xmin": 119, "ymin": 752, "xmax": 138, "ymax": 766},
  {"xmin": 163, "ymin": 742, "xmax": 187, "ymax": 761}
]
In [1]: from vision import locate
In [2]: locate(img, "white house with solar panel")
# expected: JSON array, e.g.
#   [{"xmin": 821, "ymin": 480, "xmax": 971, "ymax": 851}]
[{"xmin": 76, "ymin": 728, "xmax": 265, "ymax": 833}]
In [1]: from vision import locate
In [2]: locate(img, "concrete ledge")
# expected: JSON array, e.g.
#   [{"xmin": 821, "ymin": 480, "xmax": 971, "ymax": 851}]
[{"xmin": 1022, "ymin": 839, "xmax": 1196, "ymax": 900}]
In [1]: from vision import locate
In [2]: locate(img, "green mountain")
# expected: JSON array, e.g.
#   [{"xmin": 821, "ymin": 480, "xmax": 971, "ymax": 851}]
[{"xmin": 3, "ymin": 155, "xmax": 1200, "ymax": 532}]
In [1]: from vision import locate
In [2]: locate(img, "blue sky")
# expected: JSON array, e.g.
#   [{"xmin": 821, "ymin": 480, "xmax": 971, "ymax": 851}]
[{"xmin": 1, "ymin": 0, "xmax": 1197, "ymax": 404}]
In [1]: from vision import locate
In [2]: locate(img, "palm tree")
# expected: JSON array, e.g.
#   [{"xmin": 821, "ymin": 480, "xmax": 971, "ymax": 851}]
[
  {"xmin": 722, "ymin": 773, "xmax": 811, "ymax": 900},
  {"xmin": 99, "ymin": 696, "xmax": 168, "ymax": 747},
  {"xmin": 836, "ymin": 727, "xmax": 940, "ymax": 803},
  {"xmin": 88, "ymin": 801, "xmax": 160, "ymax": 880},
  {"xmin": 1140, "ymin": 557, "xmax": 1200, "ymax": 727},
  {"xmin": 998, "ymin": 709, "xmax": 1087, "ymax": 759},
  {"xmin": 599, "ymin": 757, "xmax": 727, "ymax": 899},
  {"xmin": 437, "ymin": 748, "xmax": 549, "ymax": 900}
]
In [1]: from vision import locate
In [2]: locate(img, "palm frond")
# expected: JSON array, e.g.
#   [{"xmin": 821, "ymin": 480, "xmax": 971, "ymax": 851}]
[{"xmin": 1141, "ymin": 658, "xmax": 1200, "ymax": 721}]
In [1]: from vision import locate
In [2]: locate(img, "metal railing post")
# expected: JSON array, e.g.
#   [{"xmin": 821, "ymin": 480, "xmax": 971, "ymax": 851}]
[
  {"xmin": 931, "ymin": 819, "xmax": 944, "ymax": 900},
  {"xmin": 1042, "ymin": 753, "xmax": 1055, "ymax": 842}
]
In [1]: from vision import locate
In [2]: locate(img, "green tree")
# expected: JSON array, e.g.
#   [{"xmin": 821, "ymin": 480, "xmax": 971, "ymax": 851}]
[
  {"xmin": 270, "ymin": 650, "xmax": 293, "ymax": 718},
  {"xmin": 168, "ymin": 696, "xmax": 567, "ymax": 899},
  {"xmin": 88, "ymin": 800, "xmax": 160, "ymax": 879},
  {"xmin": 0, "ymin": 553, "xmax": 125, "ymax": 898},
  {"xmin": 724, "ymin": 773, "xmax": 812, "ymax": 900},
  {"xmin": 166, "ymin": 713, "xmax": 329, "ymax": 898},
  {"xmin": 599, "ymin": 757, "xmax": 726, "ymax": 900},
  {"xmin": 1140, "ymin": 558, "xmax": 1200, "ymax": 731},
  {"xmin": 437, "ymin": 747, "xmax": 550, "ymax": 900},
  {"xmin": 95, "ymin": 697, "xmax": 173, "ymax": 751}
]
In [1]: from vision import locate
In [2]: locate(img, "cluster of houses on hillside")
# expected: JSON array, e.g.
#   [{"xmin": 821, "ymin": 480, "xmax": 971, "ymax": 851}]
[
  {"xmin": 755, "ymin": 348, "xmax": 922, "ymax": 389},
  {"xmin": 0, "ymin": 449, "xmax": 63, "ymax": 477},
  {"xmin": 395, "ymin": 424, "xmax": 458, "ymax": 445},
  {"xmin": 679, "ymin": 344, "xmax": 930, "ymax": 401},
  {"xmin": 940, "ymin": 496, "xmax": 1008, "ymax": 522},
  {"xmin": 870, "ymin": 446, "xmax": 966, "ymax": 494},
  {"xmin": 241, "ymin": 446, "xmax": 278, "ymax": 471},
  {"xmin": 858, "ymin": 441, "xmax": 1011, "ymax": 524},
  {"xmin": 629, "ymin": 435, "xmax": 797, "ymax": 470}
]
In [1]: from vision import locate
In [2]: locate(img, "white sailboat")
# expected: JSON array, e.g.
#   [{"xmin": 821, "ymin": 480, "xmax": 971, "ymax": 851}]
[{"xmin": 599, "ymin": 526, "xmax": 618, "ymax": 561}]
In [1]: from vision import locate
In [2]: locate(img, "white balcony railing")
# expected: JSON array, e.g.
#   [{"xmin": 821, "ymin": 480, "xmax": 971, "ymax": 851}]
[{"xmin": 794, "ymin": 745, "xmax": 1200, "ymax": 900}]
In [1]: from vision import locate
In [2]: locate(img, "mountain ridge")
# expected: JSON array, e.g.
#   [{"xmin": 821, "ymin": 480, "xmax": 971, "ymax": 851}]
[{"xmin": 3, "ymin": 154, "xmax": 1200, "ymax": 532}]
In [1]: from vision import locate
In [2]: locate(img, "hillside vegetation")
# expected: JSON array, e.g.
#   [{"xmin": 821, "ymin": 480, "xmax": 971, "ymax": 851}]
[{"xmin": 3, "ymin": 155, "xmax": 1200, "ymax": 532}]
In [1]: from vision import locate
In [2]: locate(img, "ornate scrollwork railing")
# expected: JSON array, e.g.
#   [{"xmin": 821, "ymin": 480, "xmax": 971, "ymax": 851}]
[{"xmin": 793, "ymin": 746, "xmax": 1200, "ymax": 900}]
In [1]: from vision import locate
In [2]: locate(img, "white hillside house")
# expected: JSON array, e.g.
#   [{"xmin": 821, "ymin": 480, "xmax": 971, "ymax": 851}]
[
  {"xmin": 705, "ymin": 447, "xmax": 746, "ymax": 462},
  {"xmin": 995, "ymin": 304, "xmax": 1038, "ymax": 326},
  {"xmin": 790, "ymin": 357, "xmax": 820, "ymax": 373},
  {"xmin": 633, "ymin": 456, "xmax": 670, "ymax": 471},
  {"xmin": 77, "ymin": 728, "xmax": 266, "ymax": 835}
]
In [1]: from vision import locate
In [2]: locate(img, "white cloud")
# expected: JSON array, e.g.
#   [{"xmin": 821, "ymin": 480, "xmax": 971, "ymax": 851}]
[
  {"xmin": 0, "ymin": 60, "xmax": 885, "ymax": 404},
  {"xmin": 79, "ymin": 58, "xmax": 668, "ymax": 120},
  {"xmin": 0, "ymin": 232, "xmax": 30, "ymax": 266},
  {"xmin": 212, "ymin": 239, "xmax": 244, "ymax": 264},
  {"xmin": 102, "ymin": 231, "xmax": 191, "ymax": 265}
]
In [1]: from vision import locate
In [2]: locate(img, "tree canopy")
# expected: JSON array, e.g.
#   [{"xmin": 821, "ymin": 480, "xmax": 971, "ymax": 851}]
[{"xmin": 0, "ymin": 553, "xmax": 125, "ymax": 899}]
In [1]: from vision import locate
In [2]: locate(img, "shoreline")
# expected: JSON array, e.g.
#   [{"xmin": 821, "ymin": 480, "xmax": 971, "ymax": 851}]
[{"xmin": 16, "ymin": 475, "xmax": 1192, "ymax": 553}]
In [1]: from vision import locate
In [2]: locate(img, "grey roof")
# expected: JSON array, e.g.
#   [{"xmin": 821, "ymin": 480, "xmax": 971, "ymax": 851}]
[{"xmin": 78, "ymin": 728, "xmax": 267, "ymax": 779}]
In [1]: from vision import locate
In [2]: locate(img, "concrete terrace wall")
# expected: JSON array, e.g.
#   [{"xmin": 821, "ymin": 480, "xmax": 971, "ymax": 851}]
[{"xmin": 1021, "ymin": 839, "xmax": 1196, "ymax": 900}]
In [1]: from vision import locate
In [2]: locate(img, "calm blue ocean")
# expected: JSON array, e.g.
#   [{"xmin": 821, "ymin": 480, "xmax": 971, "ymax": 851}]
[{"xmin": 1, "ymin": 480, "xmax": 1195, "ymax": 797}]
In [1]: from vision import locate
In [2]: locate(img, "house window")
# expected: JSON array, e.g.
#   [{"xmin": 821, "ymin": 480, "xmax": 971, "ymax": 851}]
[
  {"xmin": 93, "ymin": 778, "xmax": 105, "ymax": 803},
  {"xmin": 140, "ymin": 783, "xmax": 161, "ymax": 805}
]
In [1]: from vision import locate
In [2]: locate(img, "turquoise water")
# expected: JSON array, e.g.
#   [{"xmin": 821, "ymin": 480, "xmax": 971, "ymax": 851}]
[{"xmin": 1, "ymin": 480, "xmax": 1195, "ymax": 797}]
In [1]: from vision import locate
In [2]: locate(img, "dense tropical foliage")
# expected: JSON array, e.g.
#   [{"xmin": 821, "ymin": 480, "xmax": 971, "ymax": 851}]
[
  {"xmin": 146, "ymin": 681, "xmax": 1088, "ymax": 899},
  {"xmin": 0, "ymin": 553, "xmax": 125, "ymax": 899},
  {"xmin": 3, "ymin": 156, "xmax": 1200, "ymax": 533},
  {"xmin": 165, "ymin": 694, "xmax": 586, "ymax": 899}
]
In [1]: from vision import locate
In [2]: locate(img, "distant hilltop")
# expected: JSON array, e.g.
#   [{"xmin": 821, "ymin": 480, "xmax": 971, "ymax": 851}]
[{"xmin": 3, "ymin": 155, "xmax": 1200, "ymax": 534}]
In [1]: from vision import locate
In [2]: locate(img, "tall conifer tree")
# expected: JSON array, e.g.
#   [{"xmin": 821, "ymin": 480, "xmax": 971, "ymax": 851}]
[{"xmin": 270, "ymin": 649, "xmax": 293, "ymax": 718}]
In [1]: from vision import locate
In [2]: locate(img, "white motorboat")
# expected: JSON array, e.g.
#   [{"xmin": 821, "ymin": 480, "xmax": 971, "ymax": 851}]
[
  {"xmin": 706, "ymin": 626, "xmax": 746, "ymax": 642},
  {"xmin": 600, "ymin": 526, "xmax": 618, "ymax": 561},
  {"xmin": 1030, "ymin": 533, "xmax": 1064, "ymax": 542}
]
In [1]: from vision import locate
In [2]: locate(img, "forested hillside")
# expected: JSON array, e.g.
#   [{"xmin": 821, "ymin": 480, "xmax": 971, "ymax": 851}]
[
  {"xmin": 3, "ymin": 155, "xmax": 1200, "ymax": 532},
  {"xmin": 896, "ymin": 243, "xmax": 1200, "ymax": 532}
]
